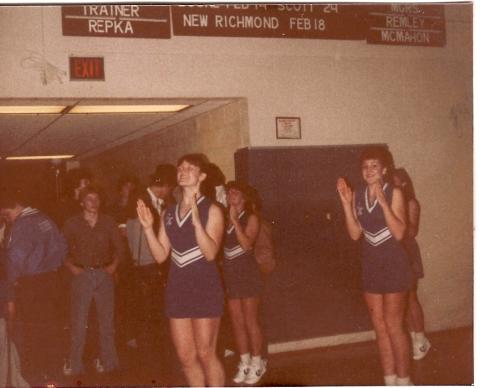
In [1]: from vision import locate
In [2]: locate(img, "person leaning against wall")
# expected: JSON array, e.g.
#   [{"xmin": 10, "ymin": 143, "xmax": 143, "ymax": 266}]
[
  {"xmin": 336, "ymin": 147, "xmax": 413, "ymax": 386},
  {"xmin": 137, "ymin": 153, "xmax": 225, "ymax": 387},
  {"xmin": 392, "ymin": 168, "xmax": 431, "ymax": 361}
]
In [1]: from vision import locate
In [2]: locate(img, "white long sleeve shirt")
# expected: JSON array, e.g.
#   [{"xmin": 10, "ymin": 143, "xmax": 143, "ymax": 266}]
[{"xmin": 126, "ymin": 218, "xmax": 156, "ymax": 266}]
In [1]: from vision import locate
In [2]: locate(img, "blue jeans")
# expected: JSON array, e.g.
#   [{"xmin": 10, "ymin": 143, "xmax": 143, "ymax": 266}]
[{"xmin": 70, "ymin": 269, "xmax": 118, "ymax": 375}]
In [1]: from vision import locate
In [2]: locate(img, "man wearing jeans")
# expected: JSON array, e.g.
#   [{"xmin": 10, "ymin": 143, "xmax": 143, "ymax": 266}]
[{"xmin": 63, "ymin": 186, "xmax": 124, "ymax": 377}]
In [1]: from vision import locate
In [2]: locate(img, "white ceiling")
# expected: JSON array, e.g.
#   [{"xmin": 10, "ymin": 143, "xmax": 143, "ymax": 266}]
[{"xmin": 0, "ymin": 98, "xmax": 235, "ymax": 160}]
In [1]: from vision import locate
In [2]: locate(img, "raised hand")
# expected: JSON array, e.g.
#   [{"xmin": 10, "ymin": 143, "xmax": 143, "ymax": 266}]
[
  {"xmin": 373, "ymin": 182, "xmax": 388, "ymax": 207},
  {"xmin": 190, "ymin": 186, "xmax": 201, "ymax": 227},
  {"xmin": 71, "ymin": 265, "xmax": 85, "ymax": 276},
  {"xmin": 137, "ymin": 199, "xmax": 154, "ymax": 229},
  {"xmin": 229, "ymin": 205, "xmax": 239, "ymax": 224},
  {"xmin": 337, "ymin": 177, "xmax": 353, "ymax": 205},
  {"xmin": 104, "ymin": 262, "xmax": 117, "ymax": 275}
]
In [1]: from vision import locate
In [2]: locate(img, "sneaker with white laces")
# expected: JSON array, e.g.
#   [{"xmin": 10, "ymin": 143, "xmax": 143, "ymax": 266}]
[
  {"xmin": 413, "ymin": 337, "xmax": 431, "ymax": 360},
  {"xmin": 233, "ymin": 362, "xmax": 250, "ymax": 384},
  {"xmin": 62, "ymin": 359, "xmax": 72, "ymax": 376},
  {"xmin": 244, "ymin": 359, "xmax": 267, "ymax": 385},
  {"xmin": 94, "ymin": 357, "xmax": 105, "ymax": 373}
]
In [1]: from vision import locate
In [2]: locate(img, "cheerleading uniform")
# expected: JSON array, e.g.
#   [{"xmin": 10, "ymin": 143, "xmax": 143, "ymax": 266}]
[
  {"xmin": 355, "ymin": 183, "xmax": 412, "ymax": 293},
  {"xmin": 223, "ymin": 210, "xmax": 263, "ymax": 299},
  {"xmin": 163, "ymin": 196, "xmax": 224, "ymax": 318}
]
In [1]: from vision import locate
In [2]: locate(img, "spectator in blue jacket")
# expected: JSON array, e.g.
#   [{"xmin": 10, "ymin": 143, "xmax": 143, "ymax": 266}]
[{"xmin": 0, "ymin": 187, "xmax": 67, "ymax": 386}]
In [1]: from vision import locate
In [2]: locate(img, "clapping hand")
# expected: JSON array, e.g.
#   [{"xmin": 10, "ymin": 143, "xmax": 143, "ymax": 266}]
[
  {"xmin": 190, "ymin": 184, "xmax": 201, "ymax": 227},
  {"xmin": 336, "ymin": 177, "xmax": 353, "ymax": 205},
  {"xmin": 229, "ymin": 205, "xmax": 239, "ymax": 225},
  {"xmin": 104, "ymin": 262, "xmax": 117, "ymax": 275},
  {"xmin": 373, "ymin": 182, "xmax": 387, "ymax": 207},
  {"xmin": 137, "ymin": 199, "xmax": 154, "ymax": 230}
]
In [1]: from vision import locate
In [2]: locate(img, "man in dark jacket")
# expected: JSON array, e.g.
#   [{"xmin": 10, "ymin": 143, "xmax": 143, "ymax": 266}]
[
  {"xmin": 0, "ymin": 187, "xmax": 67, "ymax": 385},
  {"xmin": 123, "ymin": 165, "xmax": 176, "ymax": 353},
  {"xmin": 140, "ymin": 164, "xmax": 177, "ymax": 232}
]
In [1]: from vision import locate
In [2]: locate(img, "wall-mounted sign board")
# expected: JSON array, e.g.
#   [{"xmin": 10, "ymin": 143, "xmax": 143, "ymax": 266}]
[
  {"xmin": 61, "ymin": 4, "xmax": 446, "ymax": 47},
  {"xmin": 171, "ymin": 4, "xmax": 366, "ymax": 40},
  {"xmin": 366, "ymin": 4, "xmax": 446, "ymax": 46},
  {"xmin": 62, "ymin": 5, "xmax": 171, "ymax": 38},
  {"xmin": 276, "ymin": 117, "xmax": 301, "ymax": 139},
  {"xmin": 70, "ymin": 57, "xmax": 104, "ymax": 80}
]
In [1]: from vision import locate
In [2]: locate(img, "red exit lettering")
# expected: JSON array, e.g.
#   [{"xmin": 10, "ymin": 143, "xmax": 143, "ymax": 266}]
[{"xmin": 69, "ymin": 57, "xmax": 105, "ymax": 80}]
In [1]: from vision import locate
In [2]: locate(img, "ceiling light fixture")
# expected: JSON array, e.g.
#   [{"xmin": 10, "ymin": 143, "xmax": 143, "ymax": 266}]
[
  {"xmin": 68, "ymin": 104, "xmax": 189, "ymax": 114},
  {"xmin": 0, "ymin": 106, "xmax": 67, "ymax": 114},
  {"xmin": 6, "ymin": 155, "xmax": 75, "ymax": 160}
]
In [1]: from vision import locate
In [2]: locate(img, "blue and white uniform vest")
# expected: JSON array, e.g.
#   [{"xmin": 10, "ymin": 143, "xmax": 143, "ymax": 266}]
[
  {"xmin": 222, "ymin": 210, "xmax": 262, "ymax": 299},
  {"xmin": 224, "ymin": 210, "xmax": 248, "ymax": 261},
  {"xmin": 355, "ymin": 183, "xmax": 412, "ymax": 294},
  {"xmin": 163, "ymin": 196, "xmax": 224, "ymax": 318}
]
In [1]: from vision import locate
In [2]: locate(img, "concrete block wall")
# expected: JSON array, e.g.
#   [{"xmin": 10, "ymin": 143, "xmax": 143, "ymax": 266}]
[
  {"xmin": 0, "ymin": 4, "xmax": 472, "ymax": 341},
  {"xmin": 83, "ymin": 99, "xmax": 248, "ymax": 197}
]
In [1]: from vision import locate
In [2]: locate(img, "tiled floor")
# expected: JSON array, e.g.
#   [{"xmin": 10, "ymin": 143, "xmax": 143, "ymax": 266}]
[
  {"xmin": 258, "ymin": 326, "xmax": 473, "ymax": 386},
  {"xmin": 57, "ymin": 325, "xmax": 472, "ymax": 387}
]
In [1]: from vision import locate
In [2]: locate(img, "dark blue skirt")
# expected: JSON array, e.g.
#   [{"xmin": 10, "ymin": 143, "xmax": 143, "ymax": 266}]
[
  {"xmin": 362, "ymin": 239, "xmax": 413, "ymax": 294},
  {"xmin": 223, "ymin": 252, "xmax": 263, "ymax": 299},
  {"xmin": 165, "ymin": 259, "xmax": 224, "ymax": 318}
]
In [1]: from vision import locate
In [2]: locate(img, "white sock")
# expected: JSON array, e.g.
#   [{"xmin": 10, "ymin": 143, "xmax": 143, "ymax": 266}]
[
  {"xmin": 409, "ymin": 331, "xmax": 416, "ymax": 341},
  {"xmin": 251, "ymin": 355, "xmax": 262, "ymax": 366},
  {"xmin": 397, "ymin": 376, "xmax": 413, "ymax": 386},
  {"xmin": 240, "ymin": 353, "xmax": 251, "ymax": 364},
  {"xmin": 415, "ymin": 332, "xmax": 426, "ymax": 342},
  {"xmin": 384, "ymin": 374, "xmax": 397, "ymax": 386}
]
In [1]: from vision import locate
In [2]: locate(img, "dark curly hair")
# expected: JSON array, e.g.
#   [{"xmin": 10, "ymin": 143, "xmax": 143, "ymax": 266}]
[{"xmin": 360, "ymin": 146, "xmax": 395, "ymax": 182}]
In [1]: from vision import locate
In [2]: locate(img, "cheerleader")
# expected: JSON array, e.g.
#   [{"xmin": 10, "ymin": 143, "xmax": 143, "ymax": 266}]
[
  {"xmin": 337, "ymin": 147, "xmax": 413, "ymax": 386},
  {"xmin": 137, "ymin": 154, "xmax": 225, "ymax": 386}
]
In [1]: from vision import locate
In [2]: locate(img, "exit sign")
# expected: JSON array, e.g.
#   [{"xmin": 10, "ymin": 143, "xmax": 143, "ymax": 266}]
[{"xmin": 69, "ymin": 57, "xmax": 105, "ymax": 80}]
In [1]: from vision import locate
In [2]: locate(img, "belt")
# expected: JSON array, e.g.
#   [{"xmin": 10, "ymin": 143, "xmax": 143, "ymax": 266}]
[{"xmin": 73, "ymin": 262, "xmax": 112, "ymax": 270}]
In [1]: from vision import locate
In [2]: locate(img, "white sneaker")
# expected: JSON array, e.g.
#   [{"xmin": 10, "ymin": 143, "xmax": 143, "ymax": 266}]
[
  {"xmin": 94, "ymin": 357, "xmax": 105, "ymax": 373},
  {"xmin": 63, "ymin": 359, "xmax": 72, "ymax": 376},
  {"xmin": 396, "ymin": 376, "xmax": 415, "ymax": 385},
  {"xmin": 233, "ymin": 362, "xmax": 250, "ymax": 384},
  {"xmin": 244, "ymin": 359, "xmax": 267, "ymax": 385},
  {"xmin": 224, "ymin": 348, "xmax": 235, "ymax": 358},
  {"xmin": 413, "ymin": 337, "xmax": 431, "ymax": 360}
]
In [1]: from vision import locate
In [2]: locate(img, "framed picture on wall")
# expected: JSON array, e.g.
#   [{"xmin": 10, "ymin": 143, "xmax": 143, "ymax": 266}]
[{"xmin": 276, "ymin": 117, "xmax": 301, "ymax": 139}]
